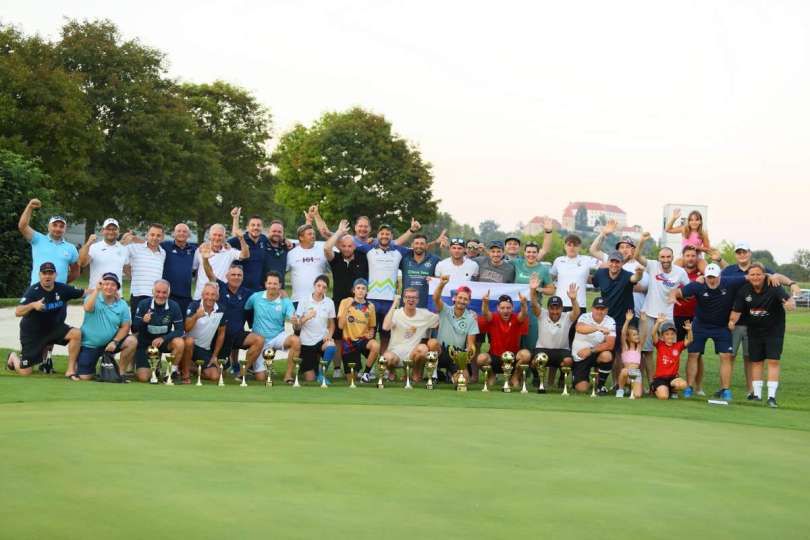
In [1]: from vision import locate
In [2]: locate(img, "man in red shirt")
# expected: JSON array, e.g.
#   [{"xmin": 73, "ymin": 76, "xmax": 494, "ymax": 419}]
[
  {"xmin": 475, "ymin": 292, "xmax": 530, "ymax": 390},
  {"xmin": 651, "ymin": 315, "xmax": 692, "ymax": 399},
  {"xmin": 673, "ymin": 245, "xmax": 704, "ymax": 394}
]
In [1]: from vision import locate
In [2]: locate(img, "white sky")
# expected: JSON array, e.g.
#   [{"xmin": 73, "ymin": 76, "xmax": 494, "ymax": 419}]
[{"xmin": 5, "ymin": 0, "xmax": 809, "ymax": 261}]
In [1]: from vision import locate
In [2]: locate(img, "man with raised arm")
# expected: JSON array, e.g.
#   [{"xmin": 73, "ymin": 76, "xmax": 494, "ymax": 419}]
[
  {"xmin": 18, "ymin": 198, "xmax": 79, "ymax": 284},
  {"xmin": 228, "ymin": 207, "xmax": 270, "ymax": 293},
  {"xmin": 432, "ymin": 275, "xmax": 479, "ymax": 384},
  {"xmin": 531, "ymin": 280, "xmax": 580, "ymax": 391},
  {"xmin": 192, "ymin": 223, "xmax": 248, "ymax": 301},
  {"xmin": 475, "ymin": 290, "xmax": 530, "ymax": 390},
  {"xmin": 589, "ymin": 219, "xmax": 648, "ymax": 316},
  {"xmin": 78, "ymin": 218, "xmax": 129, "ymax": 286}
]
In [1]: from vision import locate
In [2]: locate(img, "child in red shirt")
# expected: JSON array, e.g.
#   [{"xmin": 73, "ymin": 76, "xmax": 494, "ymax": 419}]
[{"xmin": 651, "ymin": 314, "xmax": 693, "ymax": 400}]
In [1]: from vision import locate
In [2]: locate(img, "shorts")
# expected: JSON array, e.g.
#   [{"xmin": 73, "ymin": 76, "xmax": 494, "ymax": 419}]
[
  {"xmin": 387, "ymin": 343, "xmax": 421, "ymax": 367},
  {"xmin": 674, "ymin": 316, "xmax": 693, "ymax": 343},
  {"xmin": 747, "ymin": 329, "xmax": 784, "ymax": 362},
  {"xmin": 688, "ymin": 323, "xmax": 733, "ymax": 355},
  {"xmin": 731, "ymin": 325, "xmax": 749, "ymax": 358},
  {"xmin": 650, "ymin": 377, "xmax": 676, "ymax": 392},
  {"xmin": 19, "ymin": 323, "xmax": 72, "ymax": 369},
  {"xmin": 76, "ymin": 341, "xmax": 125, "ymax": 376},
  {"xmin": 254, "ymin": 332, "xmax": 288, "ymax": 372},
  {"xmin": 486, "ymin": 354, "xmax": 505, "ymax": 375},
  {"xmin": 219, "ymin": 329, "xmax": 251, "ymax": 358},
  {"xmin": 300, "ymin": 341, "xmax": 324, "ymax": 373},
  {"xmin": 341, "ymin": 338, "xmax": 369, "ymax": 368},
  {"xmin": 369, "ymin": 299, "xmax": 393, "ymax": 336},
  {"xmin": 572, "ymin": 352, "xmax": 600, "ymax": 385},
  {"xmin": 438, "ymin": 344, "xmax": 473, "ymax": 374},
  {"xmin": 134, "ymin": 338, "xmax": 174, "ymax": 369},
  {"xmin": 532, "ymin": 348, "xmax": 571, "ymax": 368},
  {"xmin": 190, "ymin": 345, "xmax": 217, "ymax": 369},
  {"xmin": 640, "ymin": 317, "xmax": 656, "ymax": 352}
]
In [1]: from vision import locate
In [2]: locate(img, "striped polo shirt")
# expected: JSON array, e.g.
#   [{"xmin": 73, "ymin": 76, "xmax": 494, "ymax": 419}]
[{"xmin": 127, "ymin": 243, "xmax": 166, "ymax": 297}]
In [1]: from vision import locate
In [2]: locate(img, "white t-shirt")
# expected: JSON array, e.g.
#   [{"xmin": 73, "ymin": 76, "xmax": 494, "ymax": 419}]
[
  {"xmin": 435, "ymin": 257, "xmax": 479, "ymax": 284},
  {"xmin": 388, "ymin": 307, "xmax": 439, "ymax": 360},
  {"xmin": 641, "ymin": 260, "xmax": 689, "ymax": 319},
  {"xmin": 367, "ymin": 246, "xmax": 404, "ymax": 301},
  {"xmin": 550, "ymin": 255, "xmax": 601, "ymax": 307},
  {"xmin": 286, "ymin": 242, "xmax": 330, "ymax": 302},
  {"xmin": 536, "ymin": 308, "xmax": 574, "ymax": 350},
  {"xmin": 88, "ymin": 241, "xmax": 129, "ymax": 287},
  {"xmin": 571, "ymin": 312, "xmax": 616, "ymax": 361},
  {"xmin": 295, "ymin": 295, "xmax": 336, "ymax": 346},
  {"xmin": 599, "ymin": 254, "xmax": 649, "ymax": 315},
  {"xmin": 126, "ymin": 243, "xmax": 166, "ymax": 297},
  {"xmin": 193, "ymin": 245, "xmax": 240, "ymax": 300}
]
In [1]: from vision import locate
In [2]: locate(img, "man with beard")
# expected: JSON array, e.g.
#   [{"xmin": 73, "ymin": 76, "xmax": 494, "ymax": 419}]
[
  {"xmin": 192, "ymin": 223, "xmax": 248, "ymax": 301},
  {"xmin": 19, "ymin": 199, "xmax": 79, "ymax": 284},
  {"xmin": 475, "ymin": 240, "xmax": 516, "ymax": 283},
  {"xmin": 287, "ymin": 223, "xmax": 331, "ymax": 307},
  {"xmin": 229, "ymin": 207, "xmax": 270, "ymax": 293},
  {"xmin": 79, "ymin": 218, "xmax": 129, "ymax": 286},
  {"xmin": 262, "ymin": 220, "xmax": 292, "ymax": 288},
  {"xmin": 314, "ymin": 209, "xmax": 415, "ymax": 248},
  {"xmin": 432, "ymin": 275, "xmax": 479, "ymax": 384},
  {"xmin": 400, "ymin": 234, "xmax": 440, "ymax": 309},
  {"xmin": 672, "ymin": 245, "xmax": 705, "ymax": 394},
  {"xmin": 435, "ymin": 237, "xmax": 479, "ymax": 284}
]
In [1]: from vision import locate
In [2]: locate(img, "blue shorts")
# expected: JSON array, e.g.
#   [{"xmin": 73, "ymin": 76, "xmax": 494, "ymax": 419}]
[
  {"xmin": 688, "ymin": 323, "xmax": 733, "ymax": 355},
  {"xmin": 369, "ymin": 299, "xmax": 393, "ymax": 335},
  {"xmin": 77, "ymin": 343, "xmax": 124, "ymax": 376}
]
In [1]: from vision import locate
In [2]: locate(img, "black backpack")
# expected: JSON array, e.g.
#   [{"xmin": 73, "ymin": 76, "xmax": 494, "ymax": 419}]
[{"xmin": 97, "ymin": 352, "xmax": 127, "ymax": 383}]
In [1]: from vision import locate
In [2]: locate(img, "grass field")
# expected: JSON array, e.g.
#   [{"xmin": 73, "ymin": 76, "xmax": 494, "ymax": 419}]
[{"xmin": 2, "ymin": 312, "xmax": 809, "ymax": 539}]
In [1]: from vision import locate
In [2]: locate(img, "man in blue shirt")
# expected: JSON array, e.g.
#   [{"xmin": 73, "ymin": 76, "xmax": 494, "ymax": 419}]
[
  {"xmin": 18, "ymin": 198, "xmax": 79, "ymax": 285},
  {"xmin": 400, "ymin": 234, "xmax": 439, "ymax": 308},
  {"xmin": 158, "ymin": 223, "xmax": 198, "ymax": 316},
  {"xmin": 132, "ymin": 279, "xmax": 186, "ymax": 383},
  {"xmin": 228, "ymin": 207, "xmax": 269, "ymax": 293},
  {"xmin": 262, "ymin": 220, "xmax": 291, "ymax": 289}
]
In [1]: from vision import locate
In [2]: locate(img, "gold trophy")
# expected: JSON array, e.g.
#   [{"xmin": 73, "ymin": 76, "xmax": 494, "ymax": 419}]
[
  {"xmin": 292, "ymin": 357, "xmax": 302, "ymax": 388},
  {"xmin": 147, "ymin": 346, "xmax": 160, "ymax": 384},
  {"xmin": 424, "ymin": 351, "xmax": 438, "ymax": 390},
  {"xmin": 403, "ymin": 357, "xmax": 413, "ymax": 390},
  {"xmin": 376, "ymin": 356, "xmax": 386, "ymax": 389},
  {"xmin": 238, "ymin": 356, "xmax": 248, "ymax": 388},
  {"xmin": 628, "ymin": 367, "xmax": 640, "ymax": 400},
  {"xmin": 481, "ymin": 364, "xmax": 491, "ymax": 392},
  {"xmin": 533, "ymin": 352, "xmax": 549, "ymax": 394},
  {"xmin": 520, "ymin": 364, "xmax": 530, "ymax": 394},
  {"xmin": 320, "ymin": 358, "xmax": 329, "ymax": 388},
  {"xmin": 449, "ymin": 347, "xmax": 470, "ymax": 392},
  {"xmin": 217, "ymin": 359, "xmax": 226, "ymax": 387},
  {"xmin": 590, "ymin": 367, "xmax": 598, "ymax": 398},
  {"xmin": 347, "ymin": 361, "xmax": 357, "ymax": 389},
  {"xmin": 263, "ymin": 348, "xmax": 275, "ymax": 388},
  {"xmin": 164, "ymin": 353, "xmax": 175, "ymax": 386},
  {"xmin": 501, "ymin": 351, "xmax": 515, "ymax": 393},
  {"xmin": 561, "ymin": 365, "xmax": 572, "ymax": 396},
  {"xmin": 195, "ymin": 359, "xmax": 204, "ymax": 386}
]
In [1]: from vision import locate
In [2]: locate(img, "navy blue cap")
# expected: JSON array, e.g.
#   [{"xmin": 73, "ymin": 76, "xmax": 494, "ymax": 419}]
[{"xmin": 592, "ymin": 297, "xmax": 608, "ymax": 309}]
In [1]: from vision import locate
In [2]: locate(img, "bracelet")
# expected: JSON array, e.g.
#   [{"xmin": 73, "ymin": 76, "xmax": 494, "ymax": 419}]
[{"xmin": 544, "ymin": 229, "xmax": 552, "ymax": 234}]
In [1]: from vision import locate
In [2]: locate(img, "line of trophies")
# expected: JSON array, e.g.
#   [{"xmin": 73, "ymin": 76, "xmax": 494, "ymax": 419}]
[{"xmin": 145, "ymin": 346, "xmax": 642, "ymax": 397}]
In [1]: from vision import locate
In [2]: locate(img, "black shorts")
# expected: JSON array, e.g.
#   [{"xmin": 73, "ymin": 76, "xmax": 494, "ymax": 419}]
[
  {"xmin": 134, "ymin": 339, "xmax": 174, "ymax": 369},
  {"xmin": 747, "ymin": 329, "xmax": 784, "ymax": 362},
  {"xmin": 572, "ymin": 353, "xmax": 599, "ymax": 385},
  {"xmin": 533, "ymin": 347, "xmax": 571, "ymax": 368},
  {"xmin": 219, "ymin": 330, "xmax": 251, "ymax": 358},
  {"xmin": 19, "ymin": 323, "xmax": 72, "ymax": 369},
  {"xmin": 300, "ymin": 341, "xmax": 324, "ymax": 373},
  {"xmin": 485, "ymin": 354, "xmax": 505, "ymax": 375},
  {"xmin": 77, "ymin": 342, "xmax": 126, "ymax": 376},
  {"xmin": 190, "ymin": 345, "xmax": 217, "ymax": 370},
  {"xmin": 674, "ymin": 316, "xmax": 693, "ymax": 343},
  {"xmin": 651, "ymin": 377, "xmax": 676, "ymax": 392}
]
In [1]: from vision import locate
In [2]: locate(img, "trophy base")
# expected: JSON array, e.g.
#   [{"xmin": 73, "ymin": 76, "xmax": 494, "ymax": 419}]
[{"xmin": 537, "ymin": 386, "xmax": 546, "ymax": 394}]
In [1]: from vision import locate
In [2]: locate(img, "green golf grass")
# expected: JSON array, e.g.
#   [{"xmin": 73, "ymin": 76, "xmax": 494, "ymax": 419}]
[{"xmin": 2, "ymin": 311, "xmax": 809, "ymax": 539}]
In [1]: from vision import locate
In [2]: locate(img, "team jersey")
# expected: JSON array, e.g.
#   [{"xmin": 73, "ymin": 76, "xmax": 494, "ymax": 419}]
[
  {"xmin": 337, "ymin": 298, "xmax": 376, "ymax": 342},
  {"xmin": 654, "ymin": 340, "xmax": 685, "ymax": 379}
]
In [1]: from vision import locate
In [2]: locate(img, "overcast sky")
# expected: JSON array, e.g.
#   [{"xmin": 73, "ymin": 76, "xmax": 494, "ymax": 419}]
[{"xmin": 5, "ymin": 0, "xmax": 809, "ymax": 261}]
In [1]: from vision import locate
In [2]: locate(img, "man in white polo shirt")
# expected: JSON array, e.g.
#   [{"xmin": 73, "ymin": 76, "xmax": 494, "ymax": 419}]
[
  {"xmin": 181, "ymin": 282, "xmax": 228, "ymax": 384},
  {"xmin": 192, "ymin": 223, "xmax": 248, "ymax": 300},
  {"xmin": 79, "ymin": 218, "xmax": 129, "ymax": 286},
  {"xmin": 125, "ymin": 223, "xmax": 167, "ymax": 324},
  {"xmin": 287, "ymin": 224, "xmax": 330, "ymax": 307},
  {"xmin": 550, "ymin": 234, "xmax": 601, "ymax": 311}
]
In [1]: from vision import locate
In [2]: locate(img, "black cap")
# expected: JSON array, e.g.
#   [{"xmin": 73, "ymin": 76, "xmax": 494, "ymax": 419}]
[
  {"xmin": 497, "ymin": 294, "xmax": 513, "ymax": 304},
  {"xmin": 592, "ymin": 297, "xmax": 608, "ymax": 309},
  {"xmin": 39, "ymin": 262, "xmax": 56, "ymax": 273},
  {"xmin": 608, "ymin": 250, "xmax": 623, "ymax": 262},
  {"xmin": 504, "ymin": 236, "xmax": 521, "ymax": 244},
  {"xmin": 547, "ymin": 296, "xmax": 563, "ymax": 307},
  {"xmin": 101, "ymin": 272, "xmax": 121, "ymax": 289},
  {"xmin": 488, "ymin": 240, "xmax": 504, "ymax": 249}
]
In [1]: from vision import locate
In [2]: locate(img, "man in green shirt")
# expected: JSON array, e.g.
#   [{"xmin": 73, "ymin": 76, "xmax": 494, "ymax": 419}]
[{"xmin": 513, "ymin": 241, "xmax": 555, "ymax": 350}]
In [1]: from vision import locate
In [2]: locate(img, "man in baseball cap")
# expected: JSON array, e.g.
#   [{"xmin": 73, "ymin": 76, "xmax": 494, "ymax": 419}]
[
  {"xmin": 570, "ymin": 296, "xmax": 617, "ymax": 394},
  {"xmin": 474, "ymin": 240, "xmax": 515, "ymax": 283},
  {"xmin": 18, "ymin": 198, "xmax": 79, "ymax": 285},
  {"xmin": 79, "ymin": 217, "xmax": 129, "ymax": 288},
  {"xmin": 504, "ymin": 236, "xmax": 521, "ymax": 262},
  {"xmin": 530, "ymin": 283, "xmax": 581, "ymax": 392}
]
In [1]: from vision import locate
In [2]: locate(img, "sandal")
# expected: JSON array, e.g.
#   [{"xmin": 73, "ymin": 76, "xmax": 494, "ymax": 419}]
[
  {"xmin": 285, "ymin": 378, "xmax": 294, "ymax": 385},
  {"xmin": 181, "ymin": 377, "xmax": 192, "ymax": 385},
  {"xmin": 65, "ymin": 374, "xmax": 80, "ymax": 381}
]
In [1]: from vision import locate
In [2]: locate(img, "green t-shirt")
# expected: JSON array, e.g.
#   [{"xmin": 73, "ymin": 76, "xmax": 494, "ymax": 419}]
[
  {"xmin": 437, "ymin": 304, "xmax": 479, "ymax": 349},
  {"xmin": 81, "ymin": 296, "xmax": 131, "ymax": 348},
  {"xmin": 512, "ymin": 260, "xmax": 551, "ymax": 348}
]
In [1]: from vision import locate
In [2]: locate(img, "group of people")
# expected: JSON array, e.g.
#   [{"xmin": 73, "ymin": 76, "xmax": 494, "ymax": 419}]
[{"xmin": 7, "ymin": 201, "xmax": 801, "ymax": 407}]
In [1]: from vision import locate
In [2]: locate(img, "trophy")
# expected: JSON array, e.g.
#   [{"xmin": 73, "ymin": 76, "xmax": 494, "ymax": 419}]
[
  {"xmin": 347, "ymin": 361, "xmax": 357, "ymax": 389},
  {"xmin": 501, "ymin": 351, "xmax": 515, "ymax": 393},
  {"xmin": 263, "ymin": 348, "xmax": 275, "ymax": 388},
  {"xmin": 195, "ymin": 359, "xmax": 204, "ymax": 386},
  {"xmin": 164, "ymin": 354, "xmax": 175, "ymax": 386},
  {"xmin": 217, "ymin": 359, "xmax": 226, "ymax": 387},
  {"xmin": 147, "ymin": 346, "xmax": 160, "ymax": 384},
  {"xmin": 448, "ymin": 346, "xmax": 470, "ymax": 392},
  {"xmin": 481, "ymin": 364, "xmax": 491, "ymax": 392},
  {"xmin": 403, "ymin": 358, "xmax": 413, "ymax": 390},
  {"xmin": 628, "ymin": 367, "xmax": 640, "ymax": 400},
  {"xmin": 319, "ymin": 358, "xmax": 328, "ymax": 388},
  {"xmin": 456, "ymin": 369, "xmax": 468, "ymax": 392},
  {"xmin": 376, "ymin": 356, "xmax": 386, "ymax": 389},
  {"xmin": 520, "ymin": 364, "xmax": 530, "ymax": 394},
  {"xmin": 424, "ymin": 352, "xmax": 438, "ymax": 390},
  {"xmin": 533, "ymin": 352, "xmax": 549, "ymax": 394},
  {"xmin": 561, "ymin": 365, "xmax": 572, "ymax": 396},
  {"xmin": 292, "ymin": 357, "xmax": 302, "ymax": 388},
  {"xmin": 590, "ymin": 367, "xmax": 598, "ymax": 398},
  {"xmin": 239, "ymin": 356, "xmax": 248, "ymax": 388}
]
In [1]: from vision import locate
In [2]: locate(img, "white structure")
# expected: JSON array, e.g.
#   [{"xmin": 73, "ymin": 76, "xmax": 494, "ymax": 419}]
[
  {"xmin": 561, "ymin": 202, "xmax": 626, "ymax": 231},
  {"xmin": 661, "ymin": 203, "xmax": 708, "ymax": 254},
  {"xmin": 522, "ymin": 216, "xmax": 562, "ymax": 236}
]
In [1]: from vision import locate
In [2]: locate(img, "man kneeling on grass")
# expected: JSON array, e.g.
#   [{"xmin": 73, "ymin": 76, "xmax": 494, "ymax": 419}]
[
  {"xmin": 77, "ymin": 273, "xmax": 137, "ymax": 380},
  {"xmin": 182, "ymin": 282, "xmax": 228, "ymax": 384},
  {"xmin": 380, "ymin": 288, "xmax": 440, "ymax": 383},
  {"xmin": 132, "ymin": 279, "xmax": 185, "ymax": 383},
  {"xmin": 6, "ymin": 262, "xmax": 84, "ymax": 379},
  {"xmin": 650, "ymin": 315, "xmax": 692, "ymax": 400}
]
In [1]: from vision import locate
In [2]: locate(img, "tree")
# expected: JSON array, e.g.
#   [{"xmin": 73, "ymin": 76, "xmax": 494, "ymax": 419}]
[
  {"xmin": 752, "ymin": 250, "xmax": 777, "ymax": 269},
  {"xmin": 272, "ymin": 107, "xmax": 438, "ymax": 234},
  {"xmin": 574, "ymin": 205, "xmax": 588, "ymax": 231},
  {"xmin": 420, "ymin": 211, "xmax": 476, "ymax": 251},
  {"xmin": 0, "ymin": 150, "xmax": 52, "ymax": 296},
  {"xmin": 792, "ymin": 249, "xmax": 810, "ymax": 271},
  {"xmin": 477, "ymin": 220, "xmax": 505, "ymax": 244}
]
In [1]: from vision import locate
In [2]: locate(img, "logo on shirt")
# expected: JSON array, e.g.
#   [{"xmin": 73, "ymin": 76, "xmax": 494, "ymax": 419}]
[
  {"xmin": 654, "ymin": 274, "xmax": 678, "ymax": 288},
  {"xmin": 745, "ymin": 295, "xmax": 752, "ymax": 302}
]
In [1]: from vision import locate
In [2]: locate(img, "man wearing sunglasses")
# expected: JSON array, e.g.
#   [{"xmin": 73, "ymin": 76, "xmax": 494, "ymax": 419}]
[{"xmin": 436, "ymin": 237, "xmax": 479, "ymax": 284}]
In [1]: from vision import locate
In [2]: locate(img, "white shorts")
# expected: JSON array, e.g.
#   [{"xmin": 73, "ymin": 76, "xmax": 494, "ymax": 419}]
[
  {"xmin": 254, "ymin": 332, "xmax": 288, "ymax": 372},
  {"xmin": 387, "ymin": 345, "xmax": 416, "ymax": 367}
]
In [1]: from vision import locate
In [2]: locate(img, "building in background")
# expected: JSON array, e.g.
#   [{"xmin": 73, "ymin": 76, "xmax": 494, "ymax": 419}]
[
  {"xmin": 661, "ymin": 203, "xmax": 708, "ymax": 253},
  {"xmin": 561, "ymin": 202, "xmax": 627, "ymax": 231},
  {"xmin": 522, "ymin": 216, "xmax": 562, "ymax": 236}
]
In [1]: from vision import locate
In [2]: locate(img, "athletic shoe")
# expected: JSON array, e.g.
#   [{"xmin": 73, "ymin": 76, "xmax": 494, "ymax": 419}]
[
  {"xmin": 333, "ymin": 368, "xmax": 343, "ymax": 379},
  {"xmin": 721, "ymin": 389, "xmax": 732, "ymax": 401},
  {"xmin": 316, "ymin": 373, "xmax": 330, "ymax": 385},
  {"xmin": 537, "ymin": 386, "xmax": 547, "ymax": 394},
  {"xmin": 615, "ymin": 388, "xmax": 625, "ymax": 398},
  {"xmin": 746, "ymin": 392, "xmax": 762, "ymax": 402},
  {"xmin": 366, "ymin": 371, "xmax": 377, "ymax": 381},
  {"xmin": 360, "ymin": 372, "xmax": 372, "ymax": 384},
  {"xmin": 767, "ymin": 397, "xmax": 778, "ymax": 408},
  {"xmin": 696, "ymin": 389, "xmax": 706, "ymax": 397},
  {"xmin": 38, "ymin": 356, "xmax": 54, "ymax": 374},
  {"xmin": 683, "ymin": 386, "xmax": 693, "ymax": 398},
  {"xmin": 597, "ymin": 386, "xmax": 609, "ymax": 396},
  {"xmin": 669, "ymin": 393, "xmax": 679, "ymax": 399},
  {"xmin": 713, "ymin": 389, "xmax": 724, "ymax": 398}
]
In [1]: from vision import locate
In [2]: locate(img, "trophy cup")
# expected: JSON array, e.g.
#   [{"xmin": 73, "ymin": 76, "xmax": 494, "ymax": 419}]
[
  {"xmin": 292, "ymin": 357, "xmax": 302, "ymax": 388},
  {"xmin": 195, "ymin": 359, "xmax": 204, "ymax": 386},
  {"xmin": 347, "ymin": 361, "xmax": 357, "ymax": 389},
  {"xmin": 403, "ymin": 358, "xmax": 413, "ymax": 390},
  {"xmin": 147, "ymin": 346, "xmax": 160, "ymax": 384},
  {"xmin": 590, "ymin": 367, "xmax": 598, "ymax": 398},
  {"xmin": 533, "ymin": 352, "xmax": 549, "ymax": 394},
  {"xmin": 449, "ymin": 347, "xmax": 470, "ymax": 392},
  {"xmin": 481, "ymin": 364, "xmax": 491, "ymax": 392},
  {"xmin": 164, "ymin": 354, "xmax": 175, "ymax": 386},
  {"xmin": 376, "ymin": 356, "xmax": 386, "ymax": 389},
  {"xmin": 217, "ymin": 358, "xmax": 226, "ymax": 387},
  {"xmin": 456, "ymin": 369, "xmax": 468, "ymax": 392},
  {"xmin": 424, "ymin": 351, "xmax": 438, "ymax": 390},
  {"xmin": 628, "ymin": 367, "xmax": 640, "ymax": 400},
  {"xmin": 263, "ymin": 348, "xmax": 275, "ymax": 388},
  {"xmin": 561, "ymin": 365, "xmax": 572, "ymax": 396},
  {"xmin": 238, "ymin": 356, "xmax": 248, "ymax": 388},
  {"xmin": 319, "ymin": 358, "xmax": 329, "ymax": 388},
  {"xmin": 520, "ymin": 364, "xmax": 530, "ymax": 394},
  {"xmin": 501, "ymin": 351, "xmax": 515, "ymax": 393}
]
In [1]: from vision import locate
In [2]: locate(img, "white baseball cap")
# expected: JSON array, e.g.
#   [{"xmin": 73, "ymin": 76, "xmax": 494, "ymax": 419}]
[
  {"xmin": 733, "ymin": 241, "xmax": 751, "ymax": 252},
  {"xmin": 705, "ymin": 263, "xmax": 722, "ymax": 277},
  {"xmin": 102, "ymin": 218, "xmax": 120, "ymax": 229}
]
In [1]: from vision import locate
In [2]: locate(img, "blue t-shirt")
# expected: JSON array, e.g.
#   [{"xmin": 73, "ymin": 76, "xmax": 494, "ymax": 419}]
[
  {"xmin": 228, "ymin": 234, "xmax": 268, "ymax": 292},
  {"xmin": 682, "ymin": 276, "xmax": 748, "ymax": 327},
  {"xmin": 160, "ymin": 240, "xmax": 198, "ymax": 299},
  {"xmin": 591, "ymin": 268, "xmax": 635, "ymax": 322},
  {"xmin": 217, "ymin": 279, "xmax": 252, "ymax": 335},
  {"xmin": 245, "ymin": 291, "xmax": 294, "ymax": 340},
  {"xmin": 29, "ymin": 231, "xmax": 79, "ymax": 285},
  {"xmin": 400, "ymin": 253, "xmax": 439, "ymax": 308},
  {"xmin": 81, "ymin": 296, "xmax": 131, "ymax": 348}
]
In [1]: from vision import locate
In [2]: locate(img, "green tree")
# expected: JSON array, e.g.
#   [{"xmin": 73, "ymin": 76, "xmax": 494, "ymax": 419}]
[
  {"xmin": 752, "ymin": 250, "xmax": 777, "ymax": 269},
  {"xmin": 478, "ymin": 220, "xmax": 505, "ymax": 244},
  {"xmin": 792, "ymin": 249, "xmax": 810, "ymax": 271},
  {"xmin": 574, "ymin": 205, "xmax": 588, "ymax": 231},
  {"xmin": 273, "ymin": 107, "xmax": 438, "ymax": 234},
  {"xmin": 0, "ymin": 150, "xmax": 52, "ymax": 296}
]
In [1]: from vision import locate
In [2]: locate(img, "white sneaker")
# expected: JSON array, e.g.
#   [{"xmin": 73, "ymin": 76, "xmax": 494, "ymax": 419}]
[
  {"xmin": 332, "ymin": 368, "xmax": 343, "ymax": 379},
  {"xmin": 360, "ymin": 372, "xmax": 371, "ymax": 384},
  {"xmin": 615, "ymin": 388, "xmax": 625, "ymax": 398},
  {"xmin": 696, "ymin": 389, "xmax": 706, "ymax": 397}
]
